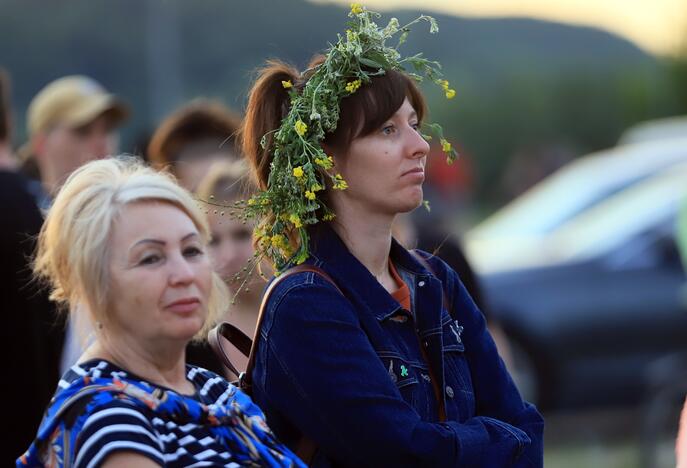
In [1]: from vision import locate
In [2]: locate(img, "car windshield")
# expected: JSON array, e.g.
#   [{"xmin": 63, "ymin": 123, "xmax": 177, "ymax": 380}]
[{"xmin": 470, "ymin": 138, "xmax": 687, "ymax": 240}]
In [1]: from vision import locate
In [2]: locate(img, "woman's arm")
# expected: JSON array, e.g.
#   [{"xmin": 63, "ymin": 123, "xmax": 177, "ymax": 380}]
[
  {"xmin": 71, "ymin": 400, "xmax": 165, "ymax": 468},
  {"xmin": 101, "ymin": 452, "xmax": 162, "ymax": 468},
  {"xmin": 254, "ymin": 275, "xmax": 540, "ymax": 467},
  {"xmin": 434, "ymin": 254, "xmax": 545, "ymax": 467}
]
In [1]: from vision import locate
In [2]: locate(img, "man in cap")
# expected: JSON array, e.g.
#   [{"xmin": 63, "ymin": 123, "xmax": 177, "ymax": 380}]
[{"xmin": 21, "ymin": 75, "xmax": 129, "ymax": 206}]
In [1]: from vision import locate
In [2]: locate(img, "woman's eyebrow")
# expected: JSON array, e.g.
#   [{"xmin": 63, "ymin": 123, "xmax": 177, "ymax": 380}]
[{"xmin": 131, "ymin": 232, "xmax": 199, "ymax": 249}]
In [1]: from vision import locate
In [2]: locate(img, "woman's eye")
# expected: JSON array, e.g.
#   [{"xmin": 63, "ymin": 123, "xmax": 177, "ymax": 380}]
[
  {"xmin": 139, "ymin": 254, "xmax": 161, "ymax": 266},
  {"xmin": 184, "ymin": 246, "xmax": 204, "ymax": 258},
  {"xmin": 382, "ymin": 125, "xmax": 395, "ymax": 135},
  {"xmin": 232, "ymin": 229, "xmax": 253, "ymax": 242},
  {"xmin": 410, "ymin": 122, "xmax": 420, "ymax": 131}
]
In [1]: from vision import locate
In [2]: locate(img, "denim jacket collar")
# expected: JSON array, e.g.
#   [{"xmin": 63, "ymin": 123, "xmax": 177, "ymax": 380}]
[{"xmin": 307, "ymin": 224, "xmax": 435, "ymax": 322}]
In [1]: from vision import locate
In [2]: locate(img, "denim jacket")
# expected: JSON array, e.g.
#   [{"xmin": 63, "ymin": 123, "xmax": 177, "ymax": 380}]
[{"xmin": 252, "ymin": 225, "xmax": 544, "ymax": 467}]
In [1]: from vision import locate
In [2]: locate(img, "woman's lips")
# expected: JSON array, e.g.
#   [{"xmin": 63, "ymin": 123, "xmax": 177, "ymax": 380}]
[
  {"xmin": 165, "ymin": 297, "xmax": 201, "ymax": 314},
  {"xmin": 402, "ymin": 167, "xmax": 425, "ymax": 181}
]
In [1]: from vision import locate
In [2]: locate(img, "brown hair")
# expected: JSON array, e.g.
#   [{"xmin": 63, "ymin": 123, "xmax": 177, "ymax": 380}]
[
  {"xmin": 240, "ymin": 56, "xmax": 427, "ymax": 191},
  {"xmin": 148, "ymin": 99, "xmax": 242, "ymax": 173},
  {"xmin": 0, "ymin": 69, "xmax": 10, "ymax": 143}
]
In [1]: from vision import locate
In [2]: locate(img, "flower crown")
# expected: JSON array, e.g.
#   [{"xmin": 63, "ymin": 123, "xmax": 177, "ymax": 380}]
[{"xmin": 241, "ymin": 3, "xmax": 458, "ymax": 272}]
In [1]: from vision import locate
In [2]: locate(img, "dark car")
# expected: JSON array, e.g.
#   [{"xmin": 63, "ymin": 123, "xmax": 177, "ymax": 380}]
[{"xmin": 467, "ymin": 159, "xmax": 687, "ymax": 410}]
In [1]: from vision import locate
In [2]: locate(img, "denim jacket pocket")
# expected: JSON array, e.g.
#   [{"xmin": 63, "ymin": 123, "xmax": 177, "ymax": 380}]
[
  {"xmin": 441, "ymin": 313, "xmax": 475, "ymax": 415},
  {"xmin": 377, "ymin": 351, "xmax": 419, "ymax": 407}
]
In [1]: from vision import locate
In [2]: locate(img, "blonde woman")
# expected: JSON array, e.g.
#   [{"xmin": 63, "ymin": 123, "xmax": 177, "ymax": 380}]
[
  {"xmin": 194, "ymin": 160, "xmax": 266, "ymax": 377},
  {"xmin": 18, "ymin": 157, "xmax": 303, "ymax": 467}
]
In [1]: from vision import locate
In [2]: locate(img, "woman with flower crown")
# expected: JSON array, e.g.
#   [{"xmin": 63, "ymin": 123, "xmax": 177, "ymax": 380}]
[{"xmin": 239, "ymin": 5, "xmax": 544, "ymax": 467}]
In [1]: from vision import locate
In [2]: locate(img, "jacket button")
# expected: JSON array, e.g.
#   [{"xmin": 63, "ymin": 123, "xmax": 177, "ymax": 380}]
[
  {"xmin": 445, "ymin": 385, "xmax": 455, "ymax": 398},
  {"xmin": 418, "ymin": 280, "xmax": 425, "ymax": 287},
  {"xmin": 423, "ymin": 340, "xmax": 429, "ymax": 347}
]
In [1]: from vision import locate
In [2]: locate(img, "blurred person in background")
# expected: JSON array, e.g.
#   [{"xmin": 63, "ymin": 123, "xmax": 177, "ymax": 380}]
[
  {"xmin": 18, "ymin": 157, "xmax": 303, "ymax": 467},
  {"xmin": 0, "ymin": 69, "xmax": 60, "ymax": 466},
  {"xmin": 17, "ymin": 75, "xmax": 130, "ymax": 379},
  {"xmin": 188, "ymin": 160, "xmax": 265, "ymax": 378},
  {"xmin": 19, "ymin": 75, "xmax": 129, "ymax": 209},
  {"xmin": 147, "ymin": 98, "xmax": 241, "ymax": 191},
  {"xmin": 195, "ymin": 159, "xmax": 263, "ymax": 334}
]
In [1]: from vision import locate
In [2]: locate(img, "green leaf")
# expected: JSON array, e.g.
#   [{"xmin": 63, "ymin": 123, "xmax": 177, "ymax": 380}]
[{"xmin": 359, "ymin": 57, "xmax": 383, "ymax": 69}]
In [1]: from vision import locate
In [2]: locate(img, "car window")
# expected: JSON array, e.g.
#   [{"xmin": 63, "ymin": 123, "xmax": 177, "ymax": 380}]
[{"xmin": 552, "ymin": 163, "xmax": 687, "ymax": 263}]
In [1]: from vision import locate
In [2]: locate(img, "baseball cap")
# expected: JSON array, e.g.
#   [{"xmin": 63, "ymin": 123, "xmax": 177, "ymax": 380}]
[{"xmin": 27, "ymin": 75, "xmax": 129, "ymax": 136}]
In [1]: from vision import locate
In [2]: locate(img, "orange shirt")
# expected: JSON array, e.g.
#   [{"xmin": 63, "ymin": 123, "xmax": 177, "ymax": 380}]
[{"xmin": 389, "ymin": 261, "xmax": 411, "ymax": 312}]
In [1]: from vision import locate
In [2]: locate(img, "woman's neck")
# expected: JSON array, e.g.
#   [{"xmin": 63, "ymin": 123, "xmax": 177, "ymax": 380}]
[
  {"xmin": 83, "ymin": 332, "xmax": 194, "ymax": 395},
  {"xmin": 329, "ymin": 199, "xmax": 397, "ymax": 292}
]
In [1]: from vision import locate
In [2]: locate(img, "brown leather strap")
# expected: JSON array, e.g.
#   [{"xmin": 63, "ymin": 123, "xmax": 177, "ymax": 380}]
[{"xmin": 207, "ymin": 322, "xmax": 252, "ymax": 378}]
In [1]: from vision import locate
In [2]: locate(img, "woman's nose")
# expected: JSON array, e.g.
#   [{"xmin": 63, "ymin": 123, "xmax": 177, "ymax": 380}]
[
  {"xmin": 408, "ymin": 126, "xmax": 430, "ymax": 159},
  {"xmin": 169, "ymin": 255, "xmax": 196, "ymax": 285}
]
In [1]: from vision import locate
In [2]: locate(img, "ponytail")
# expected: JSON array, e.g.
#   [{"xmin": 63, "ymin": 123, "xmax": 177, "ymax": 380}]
[{"xmin": 241, "ymin": 60, "xmax": 299, "ymax": 190}]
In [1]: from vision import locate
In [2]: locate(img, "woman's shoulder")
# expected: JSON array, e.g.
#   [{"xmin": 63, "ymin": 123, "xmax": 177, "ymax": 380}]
[
  {"xmin": 267, "ymin": 263, "xmax": 344, "ymax": 306},
  {"xmin": 185, "ymin": 363, "xmax": 236, "ymax": 403}
]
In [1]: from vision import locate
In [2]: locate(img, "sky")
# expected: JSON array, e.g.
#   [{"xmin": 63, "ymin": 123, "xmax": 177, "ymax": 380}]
[{"xmin": 315, "ymin": 0, "xmax": 687, "ymax": 56}]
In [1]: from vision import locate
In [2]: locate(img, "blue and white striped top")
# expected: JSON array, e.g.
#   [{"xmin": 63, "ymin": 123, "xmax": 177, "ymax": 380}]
[{"xmin": 18, "ymin": 359, "xmax": 304, "ymax": 468}]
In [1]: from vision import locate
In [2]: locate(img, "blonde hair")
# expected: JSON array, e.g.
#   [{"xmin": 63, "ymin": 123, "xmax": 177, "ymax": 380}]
[
  {"xmin": 34, "ymin": 156, "xmax": 229, "ymax": 340},
  {"xmin": 195, "ymin": 158, "xmax": 251, "ymax": 203}
]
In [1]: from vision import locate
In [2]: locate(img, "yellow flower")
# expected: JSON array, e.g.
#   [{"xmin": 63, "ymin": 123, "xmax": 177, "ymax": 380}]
[
  {"xmin": 439, "ymin": 79, "xmax": 450, "ymax": 90},
  {"xmin": 345, "ymin": 79, "xmax": 362, "ymax": 94},
  {"xmin": 289, "ymin": 214, "xmax": 303, "ymax": 228},
  {"xmin": 261, "ymin": 198, "xmax": 270, "ymax": 205},
  {"xmin": 281, "ymin": 80, "xmax": 293, "ymax": 89},
  {"xmin": 445, "ymin": 89, "xmax": 456, "ymax": 99},
  {"xmin": 323, "ymin": 213, "xmax": 336, "ymax": 221},
  {"xmin": 311, "ymin": 183, "xmax": 323, "ymax": 192},
  {"xmin": 293, "ymin": 166, "xmax": 304, "ymax": 178},
  {"xmin": 346, "ymin": 29, "xmax": 358, "ymax": 42},
  {"xmin": 333, "ymin": 173, "xmax": 349, "ymax": 190},
  {"xmin": 258, "ymin": 236, "xmax": 271, "ymax": 249},
  {"xmin": 314, "ymin": 156, "xmax": 333, "ymax": 169},
  {"xmin": 271, "ymin": 234, "xmax": 287, "ymax": 249},
  {"xmin": 247, "ymin": 198, "xmax": 257, "ymax": 206},
  {"xmin": 440, "ymin": 138, "xmax": 452, "ymax": 153},
  {"xmin": 305, "ymin": 190, "xmax": 316, "ymax": 200},
  {"xmin": 294, "ymin": 120, "xmax": 308, "ymax": 137},
  {"xmin": 350, "ymin": 3, "xmax": 363, "ymax": 15}
]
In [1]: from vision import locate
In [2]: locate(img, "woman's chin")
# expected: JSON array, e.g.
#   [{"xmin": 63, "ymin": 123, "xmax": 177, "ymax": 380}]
[
  {"xmin": 167, "ymin": 316, "xmax": 206, "ymax": 342},
  {"xmin": 396, "ymin": 188, "xmax": 424, "ymax": 213}
]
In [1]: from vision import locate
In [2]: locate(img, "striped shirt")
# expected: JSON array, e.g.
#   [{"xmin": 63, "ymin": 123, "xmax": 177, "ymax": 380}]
[{"xmin": 58, "ymin": 360, "xmax": 245, "ymax": 467}]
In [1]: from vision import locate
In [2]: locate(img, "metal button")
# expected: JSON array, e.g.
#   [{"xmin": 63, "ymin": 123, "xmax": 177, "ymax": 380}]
[
  {"xmin": 418, "ymin": 280, "xmax": 426, "ymax": 287},
  {"xmin": 446, "ymin": 385, "xmax": 455, "ymax": 398},
  {"xmin": 423, "ymin": 340, "xmax": 429, "ymax": 347}
]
